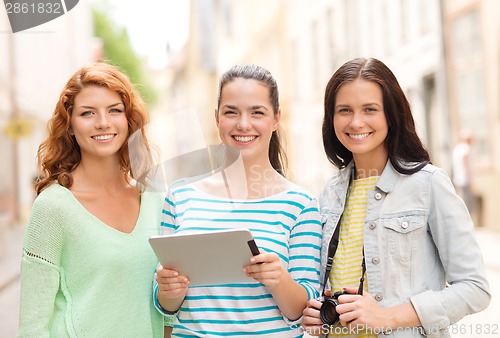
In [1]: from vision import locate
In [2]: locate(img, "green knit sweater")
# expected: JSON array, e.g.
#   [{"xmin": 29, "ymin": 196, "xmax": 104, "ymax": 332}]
[{"xmin": 17, "ymin": 184, "xmax": 165, "ymax": 338}]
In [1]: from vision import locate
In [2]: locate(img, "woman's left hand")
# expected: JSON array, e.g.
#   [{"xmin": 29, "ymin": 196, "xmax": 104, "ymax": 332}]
[
  {"xmin": 335, "ymin": 287, "xmax": 390, "ymax": 331},
  {"xmin": 243, "ymin": 250, "xmax": 285, "ymax": 290}
]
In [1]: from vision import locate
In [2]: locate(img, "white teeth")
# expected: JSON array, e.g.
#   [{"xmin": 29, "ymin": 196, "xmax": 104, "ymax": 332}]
[
  {"xmin": 93, "ymin": 134, "xmax": 114, "ymax": 141},
  {"xmin": 234, "ymin": 136, "xmax": 256, "ymax": 143},
  {"xmin": 350, "ymin": 133, "xmax": 370, "ymax": 139}
]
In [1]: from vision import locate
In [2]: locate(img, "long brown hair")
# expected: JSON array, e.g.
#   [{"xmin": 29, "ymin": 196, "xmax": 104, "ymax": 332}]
[
  {"xmin": 35, "ymin": 62, "xmax": 152, "ymax": 194},
  {"xmin": 216, "ymin": 64, "xmax": 288, "ymax": 176},
  {"xmin": 323, "ymin": 57, "xmax": 430, "ymax": 174}
]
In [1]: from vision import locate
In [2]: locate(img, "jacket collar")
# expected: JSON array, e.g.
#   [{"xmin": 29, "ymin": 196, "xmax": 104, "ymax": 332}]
[
  {"xmin": 376, "ymin": 160, "xmax": 400, "ymax": 194},
  {"xmin": 328, "ymin": 160, "xmax": 402, "ymax": 204},
  {"xmin": 331, "ymin": 162, "xmax": 355, "ymax": 208},
  {"xmin": 337, "ymin": 160, "xmax": 399, "ymax": 194}
]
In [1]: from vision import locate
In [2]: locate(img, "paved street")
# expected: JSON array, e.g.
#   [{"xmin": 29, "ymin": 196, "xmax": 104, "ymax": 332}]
[
  {"xmin": 0, "ymin": 224, "xmax": 23, "ymax": 338},
  {"xmin": 1, "ymin": 226, "xmax": 499, "ymax": 338},
  {"xmin": 452, "ymin": 228, "xmax": 500, "ymax": 338},
  {"xmin": 0, "ymin": 280, "xmax": 20, "ymax": 338}
]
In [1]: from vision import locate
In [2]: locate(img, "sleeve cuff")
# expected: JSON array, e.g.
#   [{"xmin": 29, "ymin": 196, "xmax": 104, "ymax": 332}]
[
  {"xmin": 283, "ymin": 282, "xmax": 318, "ymax": 326},
  {"xmin": 153, "ymin": 282, "xmax": 179, "ymax": 316},
  {"xmin": 410, "ymin": 290, "xmax": 449, "ymax": 336}
]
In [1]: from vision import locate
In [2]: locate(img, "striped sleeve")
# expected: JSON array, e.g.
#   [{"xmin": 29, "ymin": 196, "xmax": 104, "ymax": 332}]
[
  {"xmin": 288, "ymin": 196, "xmax": 322, "ymax": 300},
  {"xmin": 160, "ymin": 189, "xmax": 177, "ymax": 235},
  {"xmin": 154, "ymin": 188, "xmax": 177, "ymax": 317}
]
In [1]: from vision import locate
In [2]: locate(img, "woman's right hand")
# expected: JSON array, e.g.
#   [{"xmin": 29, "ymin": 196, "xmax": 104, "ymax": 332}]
[
  {"xmin": 156, "ymin": 265, "xmax": 189, "ymax": 300},
  {"xmin": 302, "ymin": 297, "xmax": 325, "ymax": 336},
  {"xmin": 302, "ymin": 289, "xmax": 332, "ymax": 336}
]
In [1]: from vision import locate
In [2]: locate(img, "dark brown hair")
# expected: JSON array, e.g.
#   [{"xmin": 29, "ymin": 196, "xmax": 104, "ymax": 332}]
[{"xmin": 323, "ymin": 57, "xmax": 430, "ymax": 174}]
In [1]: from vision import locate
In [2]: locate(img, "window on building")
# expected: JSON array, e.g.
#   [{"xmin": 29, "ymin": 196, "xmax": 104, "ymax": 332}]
[
  {"xmin": 454, "ymin": 68, "xmax": 488, "ymax": 161},
  {"xmin": 220, "ymin": 0, "xmax": 232, "ymax": 38},
  {"xmin": 452, "ymin": 10, "xmax": 481, "ymax": 61},
  {"xmin": 419, "ymin": 0, "xmax": 432, "ymax": 35},
  {"xmin": 311, "ymin": 20, "xmax": 320, "ymax": 90},
  {"xmin": 382, "ymin": 1, "xmax": 391, "ymax": 55},
  {"xmin": 399, "ymin": 0, "xmax": 408, "ymax": 43},
  {"xmin": 291, "ymin": 39, "xmax": 301, "ymax": 100},
  {"xmin": 451, "ymin": 10, "xmax": 489, "ymax": 162},
  {"xmin": 325, "ymin": 7, "xmax": 335, "ymax": 75},
  {"xmin": 344, "ymin": 0, "xmax": 359, "ymax": 57}
]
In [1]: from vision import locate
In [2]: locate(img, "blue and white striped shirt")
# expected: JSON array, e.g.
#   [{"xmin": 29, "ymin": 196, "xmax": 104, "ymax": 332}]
[{"xmin": 154, "ymin": 183, "xmax": 322, "ymax": 337}]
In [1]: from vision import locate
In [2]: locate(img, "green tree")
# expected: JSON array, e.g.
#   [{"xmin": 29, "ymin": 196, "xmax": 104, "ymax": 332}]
[{"xmin": 91, "ymin": 6, "xmax": 157, "ymax": 106}]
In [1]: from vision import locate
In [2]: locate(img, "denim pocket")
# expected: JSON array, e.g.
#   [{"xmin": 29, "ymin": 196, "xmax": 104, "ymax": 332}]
[{"xmin": 382, "ymin": 214, "xmax": 426, "ymax": 261}]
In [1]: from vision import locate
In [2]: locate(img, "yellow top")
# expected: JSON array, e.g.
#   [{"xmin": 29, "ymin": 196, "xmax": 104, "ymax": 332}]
[{"xmin": 328, "ymin": 176, "xmax": 379, "ymax": 338}]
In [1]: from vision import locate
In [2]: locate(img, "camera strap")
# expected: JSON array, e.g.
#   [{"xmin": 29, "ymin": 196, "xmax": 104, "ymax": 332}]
[
  {"xmin": 321, "ymin": 217, "xmax": 342, "ymax": 296},
  {"xmin": 321, "ymin": 225, "xmax": 366, "ymax": 296},
  {"xmin": 357, "ymin": 248, "xmax": 366, "ymax": 295},
  {"xmin": 321, "ymin": 170, "xmax": 366, "ymax": 297}
]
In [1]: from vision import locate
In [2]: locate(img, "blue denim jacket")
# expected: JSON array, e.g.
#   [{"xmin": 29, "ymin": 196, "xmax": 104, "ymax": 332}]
[{"xmin": 319, "ymin": 161, "xmax": 490, "ymax": 337}]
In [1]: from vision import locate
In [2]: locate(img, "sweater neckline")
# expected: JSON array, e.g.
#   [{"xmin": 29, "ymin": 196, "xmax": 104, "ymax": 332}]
[{"xmin": 55, "ymin": 184, "xmax": 145, "ymax": 236}]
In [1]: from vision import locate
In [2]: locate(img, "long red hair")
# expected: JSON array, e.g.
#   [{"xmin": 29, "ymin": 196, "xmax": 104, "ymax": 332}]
[{"xmin": 35, "ymin": 62, "xmax": 152, "ymax": 195}]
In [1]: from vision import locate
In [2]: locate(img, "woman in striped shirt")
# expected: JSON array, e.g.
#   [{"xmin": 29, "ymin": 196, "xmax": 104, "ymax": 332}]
[{"xmin": 154, "ymin": 64, "xmax": 323, "ymax": 337}]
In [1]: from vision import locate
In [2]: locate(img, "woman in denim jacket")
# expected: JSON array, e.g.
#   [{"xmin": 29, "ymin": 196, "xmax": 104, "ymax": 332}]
[{"xmin": 302, "ymin": 57, "xmax": 490, "ymax": 338}]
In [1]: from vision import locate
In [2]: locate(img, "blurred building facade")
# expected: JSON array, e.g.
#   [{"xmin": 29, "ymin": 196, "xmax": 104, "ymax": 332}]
[
  {"xmin": 0, "ymin": 3, "xmax": 94, "ymax": 238},
  {"xmin": 165, "ymin": 0, "xmax": 500, "ymax": 230},
  {"xmin": 285, "ymin": 0, "xmax": 449, "ymax": 193},
  {"xmin": 441, "ymin": 0, "xmax": 500, "ymax": 229},
  {"xmin": 164, "ymin": 0, "xmax": 290, "ymax": 147}
]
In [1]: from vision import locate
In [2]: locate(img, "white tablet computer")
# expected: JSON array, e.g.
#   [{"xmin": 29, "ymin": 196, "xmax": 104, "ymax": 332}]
[{"xmin": 149, "ymin": 228, "xmax": 260, "ymax": 286}]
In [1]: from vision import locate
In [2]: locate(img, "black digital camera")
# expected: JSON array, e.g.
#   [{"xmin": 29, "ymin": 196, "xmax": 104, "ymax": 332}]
[{"xmin": 318, "ymin": 290, "xmax": 348, "ymax": 325}]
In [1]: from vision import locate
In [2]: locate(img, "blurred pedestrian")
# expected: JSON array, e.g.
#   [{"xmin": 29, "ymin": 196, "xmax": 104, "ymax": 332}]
[
  {"xmin": 302, "ymin": 57, "xmax": 490, "ymax": 337},
  {"xmin": 17, "ymin": 62, "xmax": 167, "ymax": 337},
  {"xmin": 452, "ymin": 129, "xmax": 474, "ymax": 212}
]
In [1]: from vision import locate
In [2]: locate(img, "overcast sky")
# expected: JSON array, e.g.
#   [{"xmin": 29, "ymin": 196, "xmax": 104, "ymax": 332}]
[{"xmin": 105, "ymin": 0, "xmax": 190, "ymax": 68}]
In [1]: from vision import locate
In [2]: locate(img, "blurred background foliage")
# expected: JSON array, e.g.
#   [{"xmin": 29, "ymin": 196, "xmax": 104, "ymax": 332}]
[{"xmin": 91, "ymin": 4, "xmax": 158, "ymax": 106}]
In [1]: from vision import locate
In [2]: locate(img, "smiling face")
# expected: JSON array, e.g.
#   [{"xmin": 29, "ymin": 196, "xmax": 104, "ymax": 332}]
[
  {"xmin": 333, "ymin": 78, "xmax": 388, "ymax": 166},
  {"xmin": 216, "ymin": 78, "xmax": 280, "ymax": 167},
  {"xmin": 70, "ymin": 85, "xmax": 129, "ymax": 162}
]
